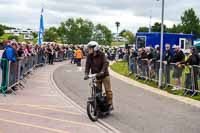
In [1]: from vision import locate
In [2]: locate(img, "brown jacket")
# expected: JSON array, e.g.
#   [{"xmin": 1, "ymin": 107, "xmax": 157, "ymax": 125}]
[{"xmin": 85, "ymin": 51, "xmax": 109, "ymax": 78}]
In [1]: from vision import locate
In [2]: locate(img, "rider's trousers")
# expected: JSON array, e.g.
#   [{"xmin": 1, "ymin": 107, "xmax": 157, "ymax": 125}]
[{"xmin": 96, "ymin": 76, "xmax": 113, "ymax": 105}]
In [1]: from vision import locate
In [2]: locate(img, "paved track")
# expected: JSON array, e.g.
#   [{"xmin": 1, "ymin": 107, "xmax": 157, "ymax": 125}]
[{"xmin": 54, "ymin": 62, "xmax": 200, "ymax": 133}]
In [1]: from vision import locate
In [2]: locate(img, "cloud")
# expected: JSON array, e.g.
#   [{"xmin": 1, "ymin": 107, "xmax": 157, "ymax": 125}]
[{"xmin": 0, "ymin": 0, "xmax": 199, "ymax": 33}]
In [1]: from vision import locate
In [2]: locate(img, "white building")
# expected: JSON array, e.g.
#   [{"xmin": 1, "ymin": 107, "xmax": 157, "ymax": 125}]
[
  {"xmin": 112, "ymin": 33, "xmax": 128, "ymax": 42},
  {"xmin": 4, "ymin": 28, "xmax": 36, "ymax": 40}
]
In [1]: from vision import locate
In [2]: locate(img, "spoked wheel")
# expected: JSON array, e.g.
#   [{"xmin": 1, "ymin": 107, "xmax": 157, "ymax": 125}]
[{"xmin": 87, "ymin": 102, "xmax": 98, "ymax": 122}]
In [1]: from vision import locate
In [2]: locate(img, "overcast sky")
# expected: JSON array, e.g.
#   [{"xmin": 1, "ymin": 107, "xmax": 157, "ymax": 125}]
[{"xmin": 0, "ymin": 0, "xmax": 200, "ymax": 33}]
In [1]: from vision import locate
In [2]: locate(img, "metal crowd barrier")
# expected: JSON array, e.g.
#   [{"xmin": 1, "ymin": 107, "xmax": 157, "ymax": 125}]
[
  {"xmin": 129, "ymin": 58, "xmax": 200, "ymax": 96},
  {"xmin": 63, "ymin": 50, "xmax": 68, "ymax": 60},
  {"xmin": 37, "ymin": 52, "xmax": 46, "ymax": 65},
  {"xmin": 0, "ymin": 53, "xmax": 47, "ymax": 96},
  {"xmin": 54, "ymin": 51, "xmax": 64, "ymax": 62}
]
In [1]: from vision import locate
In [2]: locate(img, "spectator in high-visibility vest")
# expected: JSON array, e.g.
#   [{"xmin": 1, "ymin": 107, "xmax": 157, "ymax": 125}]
[
  {"xmin": 75, "ymin": 47, "xmax": 83, "ymax": 67},
  {"xmin": 180, "ymin": 47, "xmax": 199, "ymax": 94}
]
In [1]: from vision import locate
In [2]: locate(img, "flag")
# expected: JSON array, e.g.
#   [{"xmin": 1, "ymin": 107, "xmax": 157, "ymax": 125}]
[{"xmin": 38, "ymin": 8, "xmax": 44, "ymax": 45}]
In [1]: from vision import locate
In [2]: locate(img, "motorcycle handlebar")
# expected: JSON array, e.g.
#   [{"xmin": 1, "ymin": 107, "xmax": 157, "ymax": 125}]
[
  {"xmin": 84, "ymin": 74, "xmax": 97, "ymax": 80},
  {"xmin": 88, "ymin": 74, "xmax": 97, "ymax": 78}
]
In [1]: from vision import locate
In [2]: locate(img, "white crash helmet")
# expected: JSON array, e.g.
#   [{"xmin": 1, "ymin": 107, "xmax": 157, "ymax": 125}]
[{"xmin": 87, "ymin": 41, "xmax": 100, "ymax": 52}]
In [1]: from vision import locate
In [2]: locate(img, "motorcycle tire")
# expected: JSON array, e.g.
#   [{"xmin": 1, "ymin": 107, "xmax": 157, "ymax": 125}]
[{"xmin": 87, "ymin": 102, "xmax": 98, "ymax": 122}]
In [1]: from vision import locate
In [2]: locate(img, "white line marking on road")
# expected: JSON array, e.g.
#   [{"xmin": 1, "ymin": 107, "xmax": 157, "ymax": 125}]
[
  {"xmin": 0, "ymin": 108, "xmax": 97, "ymax": 128},
  {"xmin": 0, "ymin": 118, "xmax": 71, "ymax": 133}
]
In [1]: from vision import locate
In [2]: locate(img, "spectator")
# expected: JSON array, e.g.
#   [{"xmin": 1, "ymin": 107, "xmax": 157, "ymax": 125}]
[
  {"xmin": 1, "ymin": 41, "xmax": 17, "ymax": 91},
  {"xmin": 129, "ymin": 48, "xmax": 137, "ymax": 74},
  {"xmin": 181, "ymin": 47, "xmax": 199, "ymax": 94},
  {"xmin": 17, "ymin": 44, "xmax": 25, "ymax": 80},
  {"xmin": 137, "ymin": 48, "xmax": 147, "ymax": 79},
  {"xmin": 47, "ymin": 45, "xmax": 54, "ymax": 65},
  {"xmin": 163, "ymin": 44, "xmax": 173, "ymax": 86},
  {"xmin": 68, "ymin": 47, "xmax": 74, "ymax": 64},
  {"xmin": 171, "ymin": 45, "xmax": 185, "ymax": 90},
  {"xmin": 154, "ymin": 46, "xmax": 161, "ymax": 80},
  {"xmin": 75, "ymin": 46, "xmax": 83, "ymax": 67},
  {"xmin": 145, "ymin": 47, "xmax": 154, "ymax": 79}
]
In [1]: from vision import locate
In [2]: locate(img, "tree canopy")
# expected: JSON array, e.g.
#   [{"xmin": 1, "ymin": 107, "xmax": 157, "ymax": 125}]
[
  {"xmin": 57, "ymin": 18, "xmax": 94, "ymax": 44},
  {"xmin": 44, "ymin": 27, "xmax": 58, "ymax": 42},
  {"xmin": 94, "ymin": 24, "xmax": 113, "ymax": 45},
  {"xmin": 120, "ymin": 29, "xmax": 135, "ymax": 44},
  {"xmin": 181, "ymin": 8, "xmax": 200, "ymax": 34},
  {"xmin": 0, "ymin": 26, "xmax": 4, "ymax": 37},
  {"xmin": 137, "ymin": 8, "xmax": 200, "ymax": 36},
  {"xmin": 45, "ymin": 18, "xmax": 113, "ymax": 45}
]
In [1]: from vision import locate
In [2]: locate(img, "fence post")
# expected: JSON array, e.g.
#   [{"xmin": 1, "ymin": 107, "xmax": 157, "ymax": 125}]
[{"xmin": 0, "ymin": 59, "xmax": 9, "ymax": 96}]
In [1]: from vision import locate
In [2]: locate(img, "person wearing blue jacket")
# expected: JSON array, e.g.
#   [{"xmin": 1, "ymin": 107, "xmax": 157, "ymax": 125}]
[
  {"xmin": 1, "ymin": 41, "xmax": 17, "ymax": 92},
  {"xmin": 3, "ymin": 45, "xmax": 17, "ymax": 62}
]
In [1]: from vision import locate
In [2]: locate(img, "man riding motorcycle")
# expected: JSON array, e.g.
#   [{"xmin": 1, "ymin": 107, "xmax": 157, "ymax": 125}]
[{"xmin": 84, "ymin": 41, "xmax": 113, "ymax": 110}]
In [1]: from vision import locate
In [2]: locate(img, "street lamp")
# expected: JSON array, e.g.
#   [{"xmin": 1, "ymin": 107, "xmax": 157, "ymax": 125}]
[
  {"xmin": 158, "ymin": 0, "xmax": 165, "ymax": 88},
  {"xmin": 115, "ymin": 22, "xmax": 120, "ymax": 41}
]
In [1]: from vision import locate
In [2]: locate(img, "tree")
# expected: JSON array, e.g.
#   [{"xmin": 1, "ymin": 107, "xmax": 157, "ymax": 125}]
[
  {"xmin": 58, "ymin": 18, "xmax": 94, "ymax": 44},
  {"xmin": 167, "ymin": 24, "xmax": 184, "ymax": 33},
  {"xmin": 0, "ymin": 26, "xmax": 4, "ymax": 36},
  {"xmin": 137, "ymin": 27, "xmax": 149, "ymax": 32},
  {"xmin": 120, "ymin": 29, "xmax": 135, "ymax": 44},
  {"xmin": 32, "ymin": 32, "xmax": 38, "ymax": 39},
  {"xmin": 0, "ymin": 24, "xmax": 14, "ymax": 30},
  {"xmin": 94, "ymin": 24, "xmax": 113, "ymax": 45},
  {"xmin": 151, "ymin": 22, "xmax": 167, "ymax": 32},
  {"xmin": 44, "ymin": 27, "xmax": 58, "ymax": 42},
  {"xmin": 76, "ymin": 18, "xmax": 94, "ymax": 44},
  {"xmin": 181, "ymin": 8, "xmax": 200, "ymax": 34},
  {"xmin": 137, "ymin": 23, "xmax": 167, "ymax": 33},
  {"xmin": 8, "ymin": 35, "xmax": 19, "ymax": 42}
]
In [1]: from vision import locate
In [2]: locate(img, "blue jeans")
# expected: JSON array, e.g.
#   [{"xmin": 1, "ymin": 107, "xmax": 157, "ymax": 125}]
[{"xmin": 129, "ymin": 63, "xmax": 135, "ymax": 74}]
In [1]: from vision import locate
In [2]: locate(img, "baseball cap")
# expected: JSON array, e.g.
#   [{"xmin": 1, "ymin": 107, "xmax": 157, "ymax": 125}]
[{"xmin": 172, "ymin": 45, "xmax": 178, "ymax": 49}]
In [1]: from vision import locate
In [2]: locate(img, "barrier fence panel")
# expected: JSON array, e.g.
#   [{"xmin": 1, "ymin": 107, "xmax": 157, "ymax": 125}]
[
  {"xmin": 54, "ymin": 51, "xmax": 64, "ymax": 62},
  {"xmin": 33, "ymin": 54, "xmax": 38, "ymax": 67},
  {"xmin": 8, "ymin": 62, "xmax": 18, "ymax": 88},
  {"xmin": 37, "ymin": 53, "xmax": 46, "ymax": 65},
  {"xmin": 64, "ymin": 51, "xmax": 68, "ymax": 60},
  {"xmin": 23, "ymin": 57, "xmax": 29, "ymax": 75},
  {"xmin": 17, "ymin": 58, "xmax": 23, "ymax": 81},
  {"xmin": 58, "ymin": 51, "xmax": 64, "ymax": 61},
  {"xmin": 0, "ymin": 58, "xmax": 9, "ymax": 96},
  {"xmin": 0, "ymin": 51, "xmax": 65, "ymax": 97},
  {"xmin": 129, "ymin": 58, "xmax": 200, "ymax": 96}
]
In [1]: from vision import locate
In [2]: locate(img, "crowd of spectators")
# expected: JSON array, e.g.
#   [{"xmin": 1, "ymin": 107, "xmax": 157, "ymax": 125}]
[
  {"xmin": 0, "ymin": 40, "xmax": 86, "ymax": 93},
  {"xmin": 1, "ymin": 40, "xmax": 199, "ymax": 95},
  {"xmin": 100, "ymin": 44, "xmax": 200, "ymax": 94}
]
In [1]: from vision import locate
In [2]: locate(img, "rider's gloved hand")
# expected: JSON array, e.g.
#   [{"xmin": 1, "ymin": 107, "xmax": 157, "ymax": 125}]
[
  {"xmin": 84, "ymin": 75, "xmax": 89, "ymax": 80},
  {"xmin": 96, "ymin": 72, "xmax": 104, "ymax": 78}
]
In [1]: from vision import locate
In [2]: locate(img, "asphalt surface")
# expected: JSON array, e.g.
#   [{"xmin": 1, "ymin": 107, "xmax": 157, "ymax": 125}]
[
  {"xmin": 53, "ymin": 61, "xmax": 200, "ymax": 133},
  {"xmin": 0, "ymin": 62, "xmax": 110, "ymax": 133}
]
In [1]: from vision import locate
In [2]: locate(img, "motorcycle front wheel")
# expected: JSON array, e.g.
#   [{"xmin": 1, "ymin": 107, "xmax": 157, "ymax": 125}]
[{"xmin": 87, "ymin": 102, "xmax": 98, "ymax": 122}]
